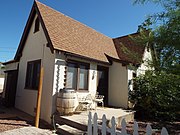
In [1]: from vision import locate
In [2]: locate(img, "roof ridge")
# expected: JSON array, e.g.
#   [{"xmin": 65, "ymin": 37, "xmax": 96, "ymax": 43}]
[
  {"xmin": 113, "ymin": 32, "xmax": 140, "ymax": 40},
  {"xmin": 35, "ymin": 0, "xmax": 112, "ymax": 40}
]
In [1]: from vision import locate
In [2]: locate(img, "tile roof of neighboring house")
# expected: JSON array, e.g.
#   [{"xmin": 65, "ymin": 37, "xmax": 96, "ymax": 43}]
[
  {"xmin": 113, "ymin": 33, "xmax": 145, "ymax": 65},
  {"xmin": 35, "ymin": 1, "xmax": 119, "ymax": 63}
]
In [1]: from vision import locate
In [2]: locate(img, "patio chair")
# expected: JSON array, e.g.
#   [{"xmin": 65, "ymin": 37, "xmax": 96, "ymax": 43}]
[
  {"xmin": 78, "ymin": 94, "xmax": 93, "ymax": 110},
  {"xmin": 93, "ymin": 93, "xmax": 104, "ymax": 109}
]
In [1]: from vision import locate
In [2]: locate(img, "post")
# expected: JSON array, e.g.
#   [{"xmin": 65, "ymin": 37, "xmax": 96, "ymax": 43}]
[{"xmin": 35, "ymin": 67, "xmax": 44, "ymax": 127}]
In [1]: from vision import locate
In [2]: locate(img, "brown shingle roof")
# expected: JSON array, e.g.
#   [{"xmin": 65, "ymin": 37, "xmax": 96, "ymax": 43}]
[
  {"xmin": 35, "ymin": 1, "xmax": 119, "ymax": 63},
  {"xmin": 113, "ymin": 33, "xmax": 145, "ymax": 65}
]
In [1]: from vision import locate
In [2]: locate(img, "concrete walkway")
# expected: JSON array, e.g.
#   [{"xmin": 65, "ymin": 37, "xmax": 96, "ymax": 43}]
[{"xmin": 0, "ymin": 127, "xmax": 55, "ymax": 135}]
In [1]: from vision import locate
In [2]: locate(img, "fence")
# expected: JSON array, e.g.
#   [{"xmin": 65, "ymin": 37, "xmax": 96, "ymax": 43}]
[{"xmin": 87, "ymin": 112, "xmax": 169, "ymax": 135}]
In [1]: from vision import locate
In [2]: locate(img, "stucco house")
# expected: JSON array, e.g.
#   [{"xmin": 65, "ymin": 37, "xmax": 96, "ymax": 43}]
[{"xmin": 3, "ymin": 1, "xmax": 151, "ymax": 123}]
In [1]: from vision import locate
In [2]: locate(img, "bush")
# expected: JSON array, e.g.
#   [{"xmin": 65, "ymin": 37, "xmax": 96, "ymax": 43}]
[{"xmin": 129, "ymin": 71, "xmax": 180, "ymax": 121}]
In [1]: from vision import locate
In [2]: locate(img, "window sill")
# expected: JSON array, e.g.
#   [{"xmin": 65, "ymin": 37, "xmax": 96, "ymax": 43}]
[{"xmin": 76, "ymin": 90, "xmax": 89, "ymax": 93}]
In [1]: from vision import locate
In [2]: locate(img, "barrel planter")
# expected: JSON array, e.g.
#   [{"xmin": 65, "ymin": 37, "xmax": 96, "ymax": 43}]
[{"xmin": 57, "ymin": 88, "xmax": 76, "ymax": 115}]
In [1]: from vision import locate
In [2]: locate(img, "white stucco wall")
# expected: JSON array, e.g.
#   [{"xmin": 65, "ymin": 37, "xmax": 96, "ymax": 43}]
[
  {"xmin": 127, "ymin": 47, "xmax": 152, "ymax": 92},
  {"xmin": 109, "ymin": 61, "xmax": 128, "ymax": 108},
  {"xmin": 15, "ymin": 14, "xmax": 55, "ymax": 123},
  {"xmin": 52, "ymin": 54, "xmax": 98, "ymax": 112},
  {"xmin": 52, "ymin": 52, "xmax": 66, "ymax": 113},
  {"xmin": 4, "ymin": 62, "xmax": 19, "ymax": 71},
  {"xmin": 127, "ymin": 69, "xmax": 134, "ymax": 91},
  {"xmin": 137, "ymin": 47, "xmax": 152, "ymax": 76}
]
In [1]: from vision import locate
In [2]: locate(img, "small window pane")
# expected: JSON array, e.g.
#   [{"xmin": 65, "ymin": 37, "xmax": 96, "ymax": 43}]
[
  {"xmin": 66, "ymin": 64, "xmax": 77, "ymax": 89},
  {"xmin": 25, "ymin": 63, "xmax": 33, "ymax": 87},
  {"xmin": 79, "ymin": 65, "xmax": 88, "ymax": 89}
]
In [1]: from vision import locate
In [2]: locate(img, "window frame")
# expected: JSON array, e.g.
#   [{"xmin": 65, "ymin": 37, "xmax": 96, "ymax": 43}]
[
  {"xmin": 66, "ymin": 60, "xmax": 89, "ymax": 91},
  {"xmin": 25, "ymin": 59, "xmax": 41, "ymax": 90}
]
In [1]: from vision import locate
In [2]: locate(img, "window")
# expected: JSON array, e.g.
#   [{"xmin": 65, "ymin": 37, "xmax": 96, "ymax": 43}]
[
  {"xmin": 25, "ymin": 60, "xmax": 41, "ymax": 90},
  {"xmin": 34, "ymin": 17, "xmax": 40, "ymax": 33},
  {"xmin": 66, "ymin": 61, "xmax": 89, "ymax": 90},
  {"xmin": 66, "ymin": 63, "xmax": 77, "ymax": 89},
  {"xmin": 79, "ymin": 65, "xmax": 88, "ymax": 89}
]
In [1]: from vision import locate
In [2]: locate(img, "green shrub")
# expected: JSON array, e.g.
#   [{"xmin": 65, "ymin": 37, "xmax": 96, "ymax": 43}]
[{"xmin": 130, "ymin": 71, "xmax": 180, "ymax": 121}]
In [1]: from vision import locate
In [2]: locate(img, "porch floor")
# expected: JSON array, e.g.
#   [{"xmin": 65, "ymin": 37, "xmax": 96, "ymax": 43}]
[{"xmin": 56, "ymin": 107, "xmax": 134, "ymax": 127}]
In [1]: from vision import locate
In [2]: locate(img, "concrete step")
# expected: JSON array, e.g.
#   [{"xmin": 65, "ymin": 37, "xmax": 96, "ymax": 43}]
[
  {"xmin": 55, "ymin": 115, "xmax": 87, "ymax": 131},
  {"xmin": 57, "ymin": 124, "xmax": 86, "ymax": 135}
]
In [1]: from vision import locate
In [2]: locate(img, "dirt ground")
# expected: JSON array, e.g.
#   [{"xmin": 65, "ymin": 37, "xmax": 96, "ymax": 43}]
[
  {"xmin": 0, "ymin": 96, "xmax": 179, "ymax": 134},
  {"xmin": 0, "ymin": 116, "xmax": 30, "ymax": 132},
  {"xmin": 0, "ymin": 98, "xmax": 53, "ymax": 133}
]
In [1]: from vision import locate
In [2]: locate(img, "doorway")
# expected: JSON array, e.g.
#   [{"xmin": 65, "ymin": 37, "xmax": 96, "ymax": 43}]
[
  {"xmin": 4, "ymin": 70, "xmax": 18, "ymax": 107},
  {"xmin": 97, "ymin": 65, "xmax": 109, "ymax": 106}
]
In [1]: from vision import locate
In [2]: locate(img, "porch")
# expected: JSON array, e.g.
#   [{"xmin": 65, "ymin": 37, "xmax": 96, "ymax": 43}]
[{"xmin": 54, "ymin": 107, "xmax": 134, "ymax": 135}]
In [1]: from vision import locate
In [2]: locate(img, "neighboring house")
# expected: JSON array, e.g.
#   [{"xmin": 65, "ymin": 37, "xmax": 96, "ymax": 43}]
[
  {"xmin": 0, "ymin": 62, "xmax": 5, "ymax": 94},
  {"xmin": 3, "ymin": 1, "xmax": 151, "ymax": 123},
  {"xmin": 113, "ymin": 34, "xmax": 152, "ymax": 92}
]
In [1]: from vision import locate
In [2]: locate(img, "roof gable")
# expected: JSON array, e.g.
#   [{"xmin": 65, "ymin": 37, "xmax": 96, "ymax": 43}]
[
  {"xmin": 35, "ymin": 1, "xmax": 119, "ymax": 63},
  {"xmin": 113, "ymin": 33, "xmax": 145, "ymax": 65},
  {"xmin": 13, "ymin": 0, "xmax": 146, "ymax": 65},
  {"xmin": 14, "ymin": 1, "xmax": 54, "ymax": 61}
]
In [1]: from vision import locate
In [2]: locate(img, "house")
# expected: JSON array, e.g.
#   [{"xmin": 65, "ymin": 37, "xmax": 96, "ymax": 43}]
[
  {"xmin": 0, "ymin": 62, "xmax": 5, "ymax": 94},
  {"xmin": 3, "ymin": 1, "xmax": 151, "ymax": 123}
]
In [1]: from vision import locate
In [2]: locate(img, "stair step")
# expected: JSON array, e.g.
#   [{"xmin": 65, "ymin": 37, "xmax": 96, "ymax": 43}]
[
  {"xmin": 55, "ymin": 115, "xmax": 87, "ymax": 131},
  {"xmin": 57, "ymin": 125, "xmax": 86, "ymax": 135}
]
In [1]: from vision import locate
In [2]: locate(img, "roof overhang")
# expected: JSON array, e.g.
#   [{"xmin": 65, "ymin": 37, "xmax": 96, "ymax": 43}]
[{"xmin": 56, "ymin": 49, "xmax": 111, "ymax": 65}]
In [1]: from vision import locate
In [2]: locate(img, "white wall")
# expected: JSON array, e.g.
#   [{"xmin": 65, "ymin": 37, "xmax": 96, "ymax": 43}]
[
  {"xmin": 127, "ymin": 68, "xmax": 136, "ymax": 91},
  {"xmin": 52, "ymin": 54, "xmax": 98, "ymax": 112},
  {"xmin": 137, "ymin": 47, "xmax": 152, "ymax": 76},
  {"xmin": 4, "ymin": 62, "xmax": 19, "ymax": 71},
  {"xmin": 53, "ymin": 55, "xmax": 130, "ymax": 110},
  {"xmin": 52, "ymin": 52, "xmax": 66, "ymax": 113},
  {"xmin": 109, "ymin": 61, "xmax": 128, "ymax": 108},
  {"xmin": 15, "ymin": 14, "xmax": 55, "ymax": 123},
  {"xmin": 127, "ymin": 47, "xmax": 152, "ymax": 92}
]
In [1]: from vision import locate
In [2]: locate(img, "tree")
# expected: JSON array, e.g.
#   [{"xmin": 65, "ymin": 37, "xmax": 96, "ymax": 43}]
[
  {"xmin": 130, "ymin": 71, "xmax": 180, "ymax": 120},
  {"xmin": 129, "ymin": 0, "xmax": 180, "ymax": 121},
  {"xmin": 134, "ymin": 0, "xmax": 180, "ymax": 74}
]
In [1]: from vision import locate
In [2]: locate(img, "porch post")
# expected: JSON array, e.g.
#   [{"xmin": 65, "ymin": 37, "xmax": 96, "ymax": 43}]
[{"xmin": 35, "ymin": 67, "xmax": 44, "ymax": 127}]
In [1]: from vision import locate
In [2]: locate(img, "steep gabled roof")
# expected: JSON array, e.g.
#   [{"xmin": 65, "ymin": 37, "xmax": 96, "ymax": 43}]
[
  {"xmin": 36, "ymin": 1, "xmax": 120, "ymax": 63},
  {"xmin": 14, "ymin": 0, "xmax": 146, "ymax": 65},
  {"xmin": 15, "ymin": 1, "xmax": 119, "ymax": 63},
  {"xmin": 113, "ymin": 33, "xmax": 145, "ymax": 65}
]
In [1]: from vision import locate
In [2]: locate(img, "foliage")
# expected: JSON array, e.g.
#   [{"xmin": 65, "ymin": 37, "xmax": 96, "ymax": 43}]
[
  {"xmin": 129, "ymin": 71, "xmax": 180, "ymax": 121},
  {"xmin": 128, "ymin": 0, "xmax": 180, "ymax": 121},
  {"xmin": 133, "ymin": 0, "xmax": 180, "ymax": 75}
]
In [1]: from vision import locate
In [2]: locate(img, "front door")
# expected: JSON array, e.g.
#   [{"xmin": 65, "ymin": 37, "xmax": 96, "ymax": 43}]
[
  {"xmin": 4, "ymin": 70, "xmax": 18, "ymax": 107},
  {"xmin": 97, "ymin": 65, "xmax": 108, "ymax": 106}
]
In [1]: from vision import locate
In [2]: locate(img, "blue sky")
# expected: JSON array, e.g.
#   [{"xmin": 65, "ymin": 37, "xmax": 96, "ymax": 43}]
[{"xmin": 0, "ymin": 0, "xmax": 163, "ymax": 62}]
